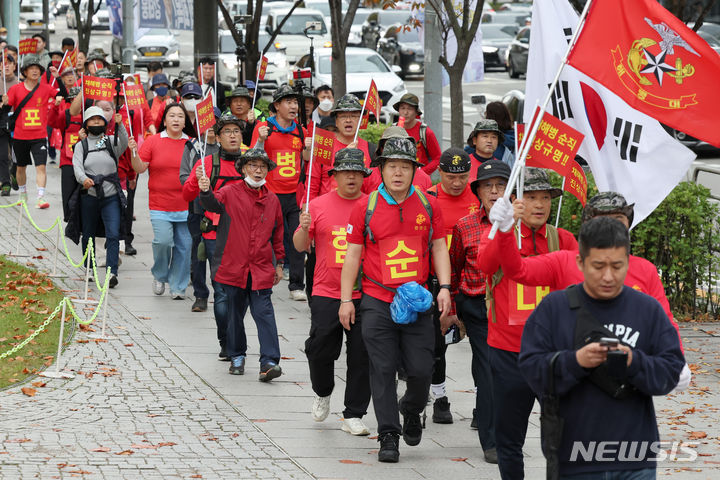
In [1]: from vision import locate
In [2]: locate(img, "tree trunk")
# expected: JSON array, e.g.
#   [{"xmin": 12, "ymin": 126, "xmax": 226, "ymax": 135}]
[
  {"xmin": 329, "ymin": 0, "xmax": 361, "ymax": 98},
  {"xmin": 331, "ymin": 46, "xmax": 348, "ymax": 97},
  {"xmin": 447, "ymin": 65, "xmax": 465, "ymax": 146}
]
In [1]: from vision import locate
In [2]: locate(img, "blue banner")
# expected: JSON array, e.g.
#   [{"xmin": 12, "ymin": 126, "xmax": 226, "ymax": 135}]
[{"xmin": 137, "ymin": 0, "xmax": 193, "ymax": 30}]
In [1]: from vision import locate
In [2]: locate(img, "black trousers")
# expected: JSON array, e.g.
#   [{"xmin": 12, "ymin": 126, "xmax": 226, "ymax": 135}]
[
  {"xmin": 60, "ymin": 165, "xmax": 76, "ymax": 221},
  {"xmin": 360, "ymin": 294, "xmax": 434, "ymax": 435},
  {"xmin": 277, "ymin": 192, "xmax": 305, "ymax": 291},
  {"xmin": 456, "ymin": 292, "xmax": 496, "ymax": 452},
  {"xmin": 0, "ymin": 133, "xmax": 10, "ymax": 185},
  {"xmin": 123, "ymin": 182, "xmax": 136, "ymax": 244},
  {"xmin": 305, "ymin": 246, "xmax": 316, "ymax": 302},
  {"xmin": 188, "ymin": 211, "xmax": 209, "ymax": 300},
  {"xmin": 489, "ymin": 346, "xmax": 536, "ymax": 480},
  {"xmin": 306, "ymin": 296, "xmax": 371, "ymax": 419}
]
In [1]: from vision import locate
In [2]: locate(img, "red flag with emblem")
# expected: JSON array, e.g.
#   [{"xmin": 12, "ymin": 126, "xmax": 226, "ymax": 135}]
[
  {"xmin": 19, "ymin": 38, "xmax": 38, "ymax": 55},
  {"xmin": 365, "ymin": 79, "xmax": 380, "ymax": 120},
  {"xmin": 258, "ymin": 56, "xmax": 269, "ymax": 80},
  {"xmin": 567, "ymin": 0, "xmax": 720, "ymax": 147}
]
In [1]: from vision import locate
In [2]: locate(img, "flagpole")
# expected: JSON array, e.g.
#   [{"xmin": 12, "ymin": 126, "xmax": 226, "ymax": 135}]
[
  {"xmin": 194, "ymin": 103, "xmax": 207, "ymax": 178},
  {"xmin": 2, "ymin": 53, "xmax": 6, "ymax": 93},
  {"xmin": 304, "ymin": 122, "xmax": 317, "ymax": 213},
  {"xmin": 213, "ymin": 62, "xmax": 218, "ymax": 108},
  {"xmin": 53, "ymin": 50, "xmax": 69, "ymax": 88},
  {"xmin": 81, "ymin": 73, "xmax": 85, "ymax": 110},
  {"xmin": 555, "ymin": 178, "xmax": 566, "ymax": 227},
  {"xmin": 514, "ymin": 122, "xmax": 521, "ymax": 249},
  {"xmin": 353, "ymin": 85, "xmax": 370, "ymax": 143},
  {"xmin": 122, "ymin": 83, "xmax": 136, "ymax": 157},
  {"xmin": 251, "ymin": 68, "xmax": 260, "ymax": 112},
  {"xmin": 489, "ymin": 0, "xmax": 594, "ymax": 240}
]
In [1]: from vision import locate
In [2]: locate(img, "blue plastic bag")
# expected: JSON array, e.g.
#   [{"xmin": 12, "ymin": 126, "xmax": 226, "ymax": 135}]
[{"xmin": 390, "ymin": 281, "xmax": 433, "ymax": 325}]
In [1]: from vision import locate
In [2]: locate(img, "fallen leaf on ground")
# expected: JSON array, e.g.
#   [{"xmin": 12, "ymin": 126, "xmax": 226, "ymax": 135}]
[
  {"xmin": 689, "ymin": 431, "xmax": 707, "ymax": 440},
  {"xmin": 124, "ymin": 343, "xmax": 134, "ymax": 347},
  {"xmin": 21, "ymin": 387, "xmax": 36, "ymax": 397},
  {"xmin": 451, "ymin": 457, "xmax": 468, "ymax": 462},
  {"xmin": 31, "ymin": 381, "xmax": 46, "ymax": 388},
  {"xmin": 115, "ymin": 450, "xmax": 134, "ymax": 455},
  {"xmin": 90, "ymin": 447, "xmax": 110, "ymax": 452},
  {"xmin": 339, "ymin": 459, "xmax": 362, "ymax": 464},
  {"xmin": 280, "ymin": 356, "xmax": 295, "ymax": 360},
  {"xmin": 35, "ymin": 248, "xmax": 47, "ymax": 251},
  {"xmin": 156, "ymin": 442, "xmax": 176, "ymax": 447}
]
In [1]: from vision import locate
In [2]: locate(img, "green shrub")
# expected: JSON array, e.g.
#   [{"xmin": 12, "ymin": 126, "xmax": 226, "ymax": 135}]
[
  {"xmin": 547, "ymin": 168, "xmax": 599, "ymax": 234},
  {"xmin": 358, "ymin": 122, "xmax": 390, "ymax": 145},
  {"xmin": 256, "ymin": 98, "xmax": 270, "ymax": 118}
]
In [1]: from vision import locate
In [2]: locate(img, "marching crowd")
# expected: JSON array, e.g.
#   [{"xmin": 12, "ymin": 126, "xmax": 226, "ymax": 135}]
[{"xmin": 0, "ymin": 33, "xmax": 693, "ymax": 480}]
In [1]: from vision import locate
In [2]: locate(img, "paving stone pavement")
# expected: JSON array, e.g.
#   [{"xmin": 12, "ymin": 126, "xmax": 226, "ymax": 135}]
[{"xmin": 1, "ymin": 166, "xmax": 720, "ymax": 479}]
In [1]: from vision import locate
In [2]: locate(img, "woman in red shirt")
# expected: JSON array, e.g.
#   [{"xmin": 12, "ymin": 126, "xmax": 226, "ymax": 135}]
[{"xmin": 131, "ymin": 103, "xmax": 193, "ymax": 299}]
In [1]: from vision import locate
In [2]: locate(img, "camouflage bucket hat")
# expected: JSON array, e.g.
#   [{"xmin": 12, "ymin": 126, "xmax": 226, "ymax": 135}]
[
  {"xmin": 392, "ymin": 92, "xmax": 422, "ymax": 115},
  {"xmin": 67, "ymin": 86, "xmax": 82, "ymax": 99},
  {"xmin": 373, "ymin": 125, "xmax": 411, "ymax": 159},
  {"xmin": 86, "ymin": 49, "xmax": 108, "ymax": 63},
  {"xmin": 94, "ymin": 68, "xmax": 115, "ymax": 79},
  {"xmin": 332, "ymin": 94, "xmax": 362, "ymax": 113},
  {"xmin": 582, "ymin": 191, "xmax": 635, "ymax": 225},
  {"xmin": 328, "ymin": 148, "xmax": 372, "ymax": 177},
  {"xmin": 20, "ymin": 53, "xmax": 45, "ymax": 74},
  {"xmin": 439, "ymin": 147, "xmax": 471, "ymax": 174},
  {"xmin": 303, "ymin": 87, "xmax": 319, "ymax": 109},
  {"xmin": 467, "ymin": 119, "xmax": 505, "ymax": 147},
  {"xmin": 236, "ymin": 147, "xmax": 277, "ymax": 173},
  {"xmin": 214, "ymin": 112, "xmax": 245, "ymax": 135},
  {"xmin": 229, "ymin": 86, "xmax": 252, "ymax": 101},
  {"xmin": 376, "ymin": 137, "xmax": 420, "ymax": 166},
  {"xmin": 269, "ymin": 84, "xmax": 298, "ymax": 112},
  {"xmin": 523, "ymin": 167, "xmax": 562, "ymax": 198}
]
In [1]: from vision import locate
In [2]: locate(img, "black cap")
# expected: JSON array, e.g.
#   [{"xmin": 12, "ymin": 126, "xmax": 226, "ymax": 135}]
[
  {"xmin": 469, "ymin": 160, "xmax": 511, "ymax": 197},
  {"xmin": 439, "ymin": 148, "xmax": 471, "ymax": 174},
  {"xmin": 61, "ymin": 37, "xmax": 75, "ymax": 47}
]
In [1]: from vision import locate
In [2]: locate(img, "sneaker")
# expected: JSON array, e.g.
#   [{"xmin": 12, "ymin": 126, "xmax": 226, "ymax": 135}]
[
  {"xmin": 289, "ymin": 290, "xmax": 307, "ymax": 302},
  {"xmin": 470, "ymin": 408, "xmax": 478, "ymax": 430},
  {"xmin": 152, "ymin": 279, "xmax": 165, "ymax": 296},
  {"xmin": 191, "ymin": 297, "xmax": 208, "ymax": 312},
  {"xmin": 124, "ymin": 243, "xmax": 137, "ymax": 256},
  {"xmin": 342, "ymin": 417, "xmax": 370, "ymax": 436},
  {"xmin": 0, "ymin": 184, "xmax": 9, "ymax": 196},
  {"xmin": 432, "ymin": 397, "xmax": 453, "ymax": 424},
  {"xmin": 484, "ymin": 448, "xmax": 498, "ymax": 464},
  {"xmin": 219, "ymin": 345, "xmax": 229, "ymax": 361},
  {"xmin": 229, "ymin": 355, "xmax": 245, "ymax": 375},
  {"xmin": 109, "ymin": 275, "xmax": 118, "ymax": 289},
  {"xmin": 259, "ymin": 363, "xmax": 282, "ymax": 382},
  {"xmin": 399, "ymin": 399, "xmax": 422, "ymax": 446},
  {"xmin": 36, "ymin": 197, "xmax": 49, "ymax": 209},
  {"xmin": 171, "ymin": 292, "xmax": 185, "ymax": 300},
  {"xmin": 10, "ymin": 174, "xmax": 18, "ymax": 191},
  {"xmin": 311, "ymin": 395, "xmax": 331, "ymax": 422},
  {"xmin": 377, "ymin": 433, "xmax": 400, "ymax": 463},
  {"xmin": 282, "ymin": 267, "xmax": 290, "ymax": 281}
]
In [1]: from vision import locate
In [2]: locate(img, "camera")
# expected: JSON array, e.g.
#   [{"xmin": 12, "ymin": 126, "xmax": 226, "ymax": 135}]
[{"xmin": 108, "ymin": 63, "xmax": 130, "ymax": 78}]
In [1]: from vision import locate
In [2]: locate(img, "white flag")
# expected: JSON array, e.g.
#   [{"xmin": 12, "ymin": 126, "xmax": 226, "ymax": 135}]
[{"xmin": 525, "ymin": 0, "xmax": 697, "ymax": 227}]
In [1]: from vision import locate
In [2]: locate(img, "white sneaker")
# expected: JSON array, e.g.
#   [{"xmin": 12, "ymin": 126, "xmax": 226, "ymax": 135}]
[
  {"xmin": 152, "ymin": 279, "xmax": 165, "ymax": 296},
  {"xmin": 341, "ymin": 417, "xmax": 370, "ymax": 436},
  {"xmin": 311, "ymin": 395, "xmax": 331, "ymax": 422},
  {"xmin": 289, "ymin": 290, "xmax": 307, "ymax": 302}
]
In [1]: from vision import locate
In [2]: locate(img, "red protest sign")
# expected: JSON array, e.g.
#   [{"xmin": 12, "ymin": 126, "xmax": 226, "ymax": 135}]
[
  {"xmin": 564, "ymin": 159, "xmax": 589, "ymax": 206},
  {"xmin": 59, "ymin": 48, "xmax": 76, "ymax": 74},
  {"xmin": 83, "ymin": 75, "xmax": 117, "ymax": 101},
  {"xmin": 123, "ymin": 83, "xmax": 147, "ymax": 111},
  {"xmin": 19, "ymin": 38, "xmax": 38, "ymax": 55},
  {"xmin": 365, "ymin": 80, "xmax": 381, "ymax": 120},
  {"xmin": 195, "ymin": 95, "xmax": 215, "ymax": 136},
  {"xmin": 312, "ymin": 128, "xmax": 335, "ymax": 166},
  {"xmin": 258, "ymin": 56, "xmax": 268, "ymax": 81},
  {"xmin": 517, "ymin": 108, "xmax": 584, "ymax": 177}
]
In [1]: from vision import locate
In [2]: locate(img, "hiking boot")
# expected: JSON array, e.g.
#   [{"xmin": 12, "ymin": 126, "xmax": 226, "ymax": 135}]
[
  {"xmin": 289, "ymin": 290, "xmax": 307, "ymax": 301},
  {"xmin": 342, "ymin": 417, "xmax": 370, "ymax": 436},
  {"xmin": 259, "ymin": 363, "xmax": 282, "ymax": 382},
  {"xmin": 311, "ymin": 395, "xmax": 331, "ymax": 422},
  {"xmin": 399, "ymin": 399, "xmax": 423, "ymax": 446},
  {"xmin": 484, "ymin": 448, "xmax": 498, "ymax": 464},
  {"xmin": 229, "ymin": 355, "xmax": 245, "ymax": 375},
  {"xmin": 191, "ymin": 297, "xmax": 208, "ymax": 312},
  {"xmin": 109, "ymin": 275, "xmax": 118, "ymax": 289},
  {"xmin": 124, "ymin": 243, "xmax": 137, "ymax": 256},
  {"xmin": 432, "ymin": 396, "xmax": 453, "ymax": 424},
  {"xmin": 0, "ymin": 184, "xmax": 9, "ymax": 196},
  {"xmin": 36, "ymin": 197, "xmax": 49, "ymax": 209},
  {"xmin": 377, "ymin": 433, "xmax": 400, "ymax": 463},
  {"xmin": 152, "ymin": 279, "xmax": 165, "ymax": 295}
]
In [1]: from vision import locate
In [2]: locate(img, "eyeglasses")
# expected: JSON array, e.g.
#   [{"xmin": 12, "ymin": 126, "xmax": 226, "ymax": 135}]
[
  {"xmin": 479, "ymin": 181, "xmax": 507, "ymax": 191},
  {"xmin": 221, "ymin": 129, "xmax": 242, "ymax": 136},
  {"xmin": 245, "ymin": 163, "xmax": 268, "ymax": 172}
]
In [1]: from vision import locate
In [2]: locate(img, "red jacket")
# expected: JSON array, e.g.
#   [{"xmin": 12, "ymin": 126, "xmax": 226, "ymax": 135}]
[
  {"xmin": 199, "ymin": 181, "xmax": 284, "ymax": 289},
  {"xmin": 47, "ymin": 101, "xmax": 83, "ymax": 167}
]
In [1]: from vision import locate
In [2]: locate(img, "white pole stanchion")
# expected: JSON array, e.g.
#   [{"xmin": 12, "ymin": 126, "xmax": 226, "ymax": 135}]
[
  {"xmin": 48, "ymin": 222, "xmax": 66, "ymax": 278},
  {"xmin": 9, "ymin": 202, "xmax": 31, "ymax": 257},
  {"xmin": 74, "ymin": 244, "xmax": 98, "ymax": 305},
  {"xmin": 88, "ymin": 280, "xmax": 115, "ymax": 340},
  {"xmin": 39, "ymin": 299, "xmax": 74, "ymax": 379}
]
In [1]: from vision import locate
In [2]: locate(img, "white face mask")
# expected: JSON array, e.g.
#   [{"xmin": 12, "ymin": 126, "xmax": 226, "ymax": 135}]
[
  {"xmin": 183, "ymin": 98, "xmax": 200, "ymax": 113},
  {"xmin": 244, "ymin": 176, "xmax": 266, "ymax": 188},
  {"xmin": 318, "ymin": 99, "xmax": 333, "ymax": 112}
]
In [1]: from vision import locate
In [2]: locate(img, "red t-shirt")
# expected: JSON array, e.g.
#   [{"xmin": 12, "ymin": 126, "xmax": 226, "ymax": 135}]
[
  {"xmin": 427, "ymin": 184, "xmax": 480, "ymax": 246},
  {"xmin": 302, "ymin": 190, "xmax": 367, "ymax": 299},
  {"xmin": 251, "ymin": 120, "xmax": 306, "ymax": 195},
  {"xmin": 308, "ymin": 137, "xmax": 373, "ymax": 202},
  {"xmin": 138, "ymin": 132, "xmax": 190, "ymax": 212},
  {"xmin": 363, "ymin": 167, "xmax": 432, "ymax": 194},
  {"xmin": 404, "ymin": 121, "xmax": 441, "ymax": 175},
  {"xmin": 346, "ymin": 190, "xmax": 445, "ymax": 303},
  {"xmin": 7, "ymin": 82, "xmax": 57, "ymax": 140},
  {"xmin": 469, "ymin": 152, "xmax": 497, "ymax": 181}
]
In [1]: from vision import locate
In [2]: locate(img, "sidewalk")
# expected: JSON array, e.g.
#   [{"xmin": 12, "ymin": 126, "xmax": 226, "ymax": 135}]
[{"xmin": 1, "ymin": 165, "xmax": 719, "ymax": 479}]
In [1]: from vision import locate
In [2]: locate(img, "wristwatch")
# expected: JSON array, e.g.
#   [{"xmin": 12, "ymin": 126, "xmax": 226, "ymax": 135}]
[{"xmin": 439, "ymin": 284, "xmax": 451, "ymax": 290}]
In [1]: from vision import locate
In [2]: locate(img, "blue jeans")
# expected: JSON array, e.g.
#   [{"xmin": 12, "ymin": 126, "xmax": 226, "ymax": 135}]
[
  {"xmin": 223, "ymin": 275, "xmax": 281, "ymax": 366},
  {"xmin": 81, "ymin": 193, "xmax": 121, "ymax": 275},
  {"xmin": 204, "ymin": 238, "xmax": 228, "ymax": 347},
  {"xmin": 150, "ymin": 215, "xmax": 191, "ymax": 295},
  {"xmin": 560, "ymin": 468, "xmax": 655, "ymax": 480}
]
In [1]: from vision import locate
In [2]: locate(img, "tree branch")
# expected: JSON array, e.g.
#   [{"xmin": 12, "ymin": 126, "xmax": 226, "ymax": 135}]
[
  {"xmin": 217, "ymin": 0, "xmax": 243, "ymax": 46},
  {"xmin": 692, "ymin": 0, "xmax": 719, "ymax": 31},
  {"xmin": 263, "ymin": 0, "xmax": 303, "ymax": 56}
]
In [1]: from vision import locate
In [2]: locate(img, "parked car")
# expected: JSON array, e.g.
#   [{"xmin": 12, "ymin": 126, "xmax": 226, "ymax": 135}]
[
  {"xmin": 506, "ymin": 26, "xmax": 530, "ymax": 78},
  {"xmin": 293, "ymin": 47, "xmax": 407, "ymax": 123},
  {"xmin": 112, "ymin": 28, "xmax": 180, "ymax": 66},
  {"xmin": 20, "ymin": 1, "xmax": 56, "ymax": 33},
  {"xmin": 689, "ymin": 21, "xmax": 720, "ymax": 40},
  {"xmin": 217, "ymin": 30, "xmax": 288, "ymax": 90},
  {"xmin": 52, "ymin": 0, "xmax": 71, "ymax": 16},
  {"xmin": 481, "ymin": 23, "xmax": 518, "ymax": 71},
  {"xmin": 376, "ymin": 23, "xmax": 424, "ymax": 78},
  {"xmin": 218, "ymin": 1, "xmax": 293, "ymax": 30},
  {"xmin": 65, "ymin": 1, "xmax": 108, "ymax": 30},
  {"xmin": 482, "ymin": 11, "xmax": 531, "ymax": 27},
  {"xmin": 265, "ymin": 7, "xmax": 332, "ymax": 64},
  {"xmin": 699, "ymin": 30, "xmax": 720, "ymax": 55},
  {"xmin": 360, "ymin": 9, "xmax": 415, "ymax": 50}
]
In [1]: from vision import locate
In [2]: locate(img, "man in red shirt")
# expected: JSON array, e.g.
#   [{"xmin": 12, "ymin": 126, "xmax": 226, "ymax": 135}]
[
  {"xmin": 252, "ymin": 84, "xmax": 311, "ymax": 301},
  {"xmin": 393, "ymin": 93, "xmax": 441, "ymax": 175},
  {"xmin": 478, "ymin": 168, "xmax": 577, "ymax": 480},
  {"xmin": 198, "ymin": 147, "xmax": 285, "ymax": 382},
  {"xmin": 5, "ymin": 54, "xmax": 62, "ymax": 209},
  {"xmin": 340, "ymin": 137, "xmax": 451, "ymax": 463},
  {"xmin": 466, "ymin": 120, "xmax": 514, "ymax": 180},
  {"xmin": 426, "ymin": 148, "xmax": 479, "ymax": 425},
  {"xmin": 293, "ymin": 148, "xmax": 372, "ymax": 437}
]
